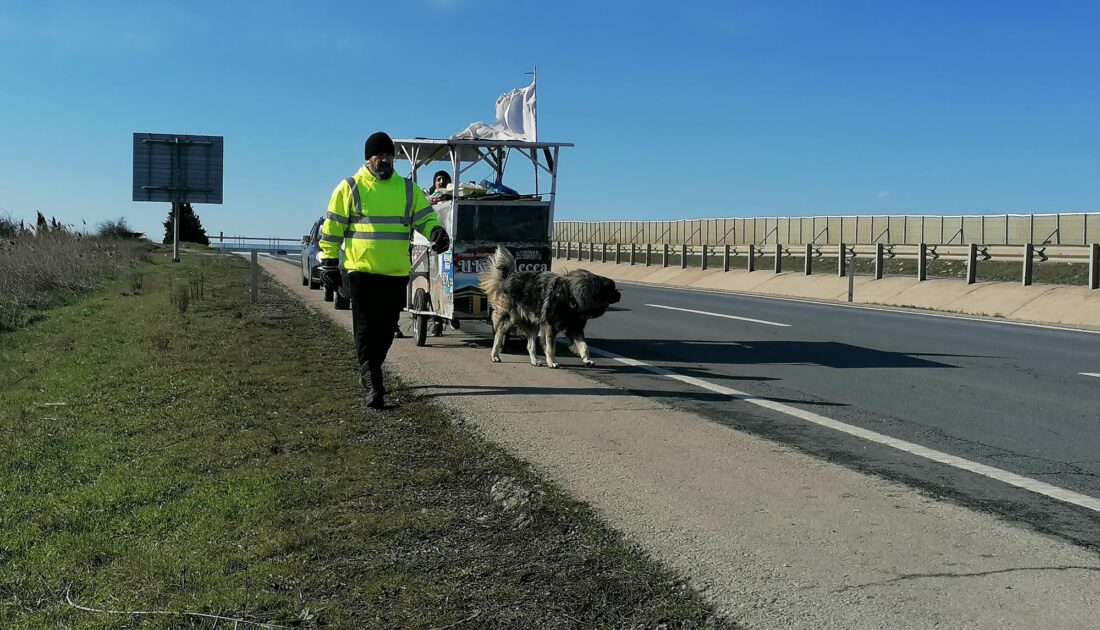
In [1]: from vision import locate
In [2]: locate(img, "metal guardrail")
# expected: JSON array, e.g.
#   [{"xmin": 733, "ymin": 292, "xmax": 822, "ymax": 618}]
[
  {"xmin": 553, "ymin": 241, "xmax": 1100, "ymax": 290},
  {"xmin": 210, "ymin": 234, "xmax": 302, "ymax": 255}
]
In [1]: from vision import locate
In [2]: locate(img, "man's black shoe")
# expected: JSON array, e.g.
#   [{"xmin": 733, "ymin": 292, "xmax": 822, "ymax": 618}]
[{"xmin": 360, "ymin": 363, "xmax": 386, "ymax": 409}]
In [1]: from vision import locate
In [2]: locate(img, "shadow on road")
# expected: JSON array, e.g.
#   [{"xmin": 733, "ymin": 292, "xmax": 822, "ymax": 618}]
[{"xmin": 591, "ymin": 338, "xmax": 974, "ymax": 369}]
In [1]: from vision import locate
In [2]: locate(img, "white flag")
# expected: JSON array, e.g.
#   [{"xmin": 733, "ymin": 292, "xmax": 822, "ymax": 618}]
[{"xmin": 454, "ymin": 81, "xmax": 537, "ymax": 142}]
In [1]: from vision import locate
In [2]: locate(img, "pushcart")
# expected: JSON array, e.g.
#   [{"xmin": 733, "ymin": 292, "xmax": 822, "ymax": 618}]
[{"xmin": 393, "ymin": 138, "xmax": 573, "ymax": 346}]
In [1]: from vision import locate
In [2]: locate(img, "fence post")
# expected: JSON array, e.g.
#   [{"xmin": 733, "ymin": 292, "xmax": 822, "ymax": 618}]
[
  {"xmin": 1022, "ymin": 242, "xmax": 1034, "ymax": 286},
  {"xmin": 589, "ymin": 242, "xmax": 594, "ymax": 263},
  {"xmin": 774, "ymin": 243, "xmax": 783, "ymax": 273},
  {"xmin": 615, "ymin": 243, "xmax": 621, "ymax": 264},
  {"xmin": 566, "ymin": 242, "xmax": 572, "ymax": 260},
  {"xmin": 966, "ymin": 243, "xmax": 978, "ymax": 285},
  {"xmin": 918, "ymin": 243, "xmax": 928, "ymax": 281},
  {"xmin": 663, "ymin": 244, "xmax": 669, "ymax": 268},
  {"xmin": 701, "ymin": 244, "xmax": 708, "ymax": 270},
  {"xmin": 250, "ymin": 250, "xmax": 259, "ymax": 303},
  {"xmin": 724, "ymin": 244, "xmax": 731, "ymax": 272},
  {"xmin": 875, "ymin": 243, "xmax": 884, "ymax": 280},
  {"xmin": 602, "ymin": 243, "xmax": 607, "ymax": 263},
  {"xmin": 838, "ymin": 243, "xmax": 847, "ymax": 277},
  {"xmin": 805, "ymin": 244, "xmax": 813, "ymax": 275},
  {"xmin": 747, "ymin": 243, "xmax": 756, "ymax": 272},
  {"xmin": 646, "ymin": 243, "xmax": 652, "ymax": 267},
  {"xmin": 847, "ymin": 250, "xmax": 855, "ymax": 302},
  {"xmin": 629, "ymin": 243, "xmax": 636, "ymax": 265},
  {"xmin": 681, "ymin": 243, "xmax": 688, "ymax": 269},
  {"xmin": 1090, "ymin": 243, "xmax": 1099, "ymax": 290}
]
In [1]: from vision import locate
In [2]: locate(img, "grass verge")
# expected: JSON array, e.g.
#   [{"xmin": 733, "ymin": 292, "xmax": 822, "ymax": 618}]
[{"xmin": 0, "ymin": 251, "xmax": 734, "ymax": 629}]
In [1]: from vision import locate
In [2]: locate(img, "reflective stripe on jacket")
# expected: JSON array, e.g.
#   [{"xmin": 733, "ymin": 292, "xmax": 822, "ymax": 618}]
[{"xmin": 319, "ymin": 165, "xmax": 443, "ymax": 276}]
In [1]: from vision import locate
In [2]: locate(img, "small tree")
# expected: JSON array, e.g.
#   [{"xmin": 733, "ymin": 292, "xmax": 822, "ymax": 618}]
[
  {"xmin": 97, "ymin": 217, "xmax": 144, "ymax": 239},
  {"xmin": 162, "ymin": 203, "xmax": 210, "ymax": 245}
]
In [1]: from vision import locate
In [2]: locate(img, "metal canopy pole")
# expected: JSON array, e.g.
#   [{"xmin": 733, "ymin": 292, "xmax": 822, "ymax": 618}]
[
  {"xmin": 547, "ymin": 146, "xmax": 560, "ymax": 239},
  {"xmin": 532, "ymin": 148, "xmax": 539, "ymax": 195}
]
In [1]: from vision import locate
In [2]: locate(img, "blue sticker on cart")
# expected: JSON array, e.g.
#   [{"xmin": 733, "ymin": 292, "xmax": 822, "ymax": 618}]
[{"xmin": 441, "ymin": 251, "xmax": 452, "ymax": 273}]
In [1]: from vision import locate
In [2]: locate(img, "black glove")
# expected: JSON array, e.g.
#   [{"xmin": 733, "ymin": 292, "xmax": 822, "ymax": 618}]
[
  {"xmin": 319, "ymin": 258, "xmax": 341, "ymax": 290},
  {"xmin": 429, "ymin": 227, "xmax": 451, "ymax": 254}
]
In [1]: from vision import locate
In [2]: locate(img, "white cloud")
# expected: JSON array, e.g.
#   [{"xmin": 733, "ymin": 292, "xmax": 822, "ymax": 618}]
[{"xmin": 877, "ymin": 191, "xmax": 890, "ymax": 199}]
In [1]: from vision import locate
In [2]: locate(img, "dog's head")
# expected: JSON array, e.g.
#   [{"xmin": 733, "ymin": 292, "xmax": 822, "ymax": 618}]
[{"xmin": 564, "ymin": 270, "xmax": 621, "ymax": 319}]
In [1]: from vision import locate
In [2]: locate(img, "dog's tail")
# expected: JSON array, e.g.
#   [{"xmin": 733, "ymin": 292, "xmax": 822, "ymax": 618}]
[{"xmin": 479, "ymin": 245, "xmax": 515, "ymax": 303}]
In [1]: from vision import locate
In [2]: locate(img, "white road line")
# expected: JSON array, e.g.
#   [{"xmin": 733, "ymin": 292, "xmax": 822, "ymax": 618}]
[
  {"xmin": 590, "ymin": 346, "xmax": 1100, "ymax": 514},
  {"xmin": 646, "ymin": 304, "xmax": 791, "ymax": 327},
  {"xmin": 1080, "ymin": 372, "xmax": 1100, "ymax": 379},
  {"xmin": 623, "ymin": 281, "xmax": 1100, "ymax": 336}
]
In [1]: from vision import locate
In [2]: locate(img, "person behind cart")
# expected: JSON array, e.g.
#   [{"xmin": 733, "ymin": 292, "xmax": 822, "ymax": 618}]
[
  {"xmin": 428, "ymin": 170, "xmax": 451, "ymax": 194},
  {"xmin": 319, "ymin": 131, "xmax": 451, "ymax": 409}
]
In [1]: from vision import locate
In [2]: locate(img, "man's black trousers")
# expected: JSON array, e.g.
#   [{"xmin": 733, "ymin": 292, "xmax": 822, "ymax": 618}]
[{"xmin": 346, "ymin": 272, "xmax": 408, "ymax": 371}]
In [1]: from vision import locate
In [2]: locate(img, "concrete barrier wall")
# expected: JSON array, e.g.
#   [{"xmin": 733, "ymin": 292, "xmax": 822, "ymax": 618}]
[{"xmin": 554, "ymin": 213, "xmax": 1100, "ymax": 247}]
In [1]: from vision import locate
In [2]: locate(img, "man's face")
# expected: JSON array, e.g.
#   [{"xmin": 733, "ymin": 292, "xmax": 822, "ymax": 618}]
[
  {"xmin": 434, "ymin": 175, "xmax": 448, "ymax": 189},
  {"xmin": 368, "ymin": 153, "xmax": 395, "ymax": 180}
]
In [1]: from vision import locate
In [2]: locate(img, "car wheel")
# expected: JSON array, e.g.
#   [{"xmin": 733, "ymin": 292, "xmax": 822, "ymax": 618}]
[
  {"xmin": 301, "ymin": 273, "xmax": 309, "ymax": 286},
  {"xmin": 323, "ymin": 286, "xmax": 334, "ymax": 302}
]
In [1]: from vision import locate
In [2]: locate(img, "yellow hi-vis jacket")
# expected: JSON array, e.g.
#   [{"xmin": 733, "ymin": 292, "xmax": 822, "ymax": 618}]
[{"xmin": 319, "ymin": 165, "xmax": 443, "ymax": 276}]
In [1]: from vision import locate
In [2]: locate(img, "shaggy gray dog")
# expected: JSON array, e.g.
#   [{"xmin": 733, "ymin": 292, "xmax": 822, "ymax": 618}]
[{"xmin": 479, "ymin": 246, "xmax": 621, "ymax": 368}]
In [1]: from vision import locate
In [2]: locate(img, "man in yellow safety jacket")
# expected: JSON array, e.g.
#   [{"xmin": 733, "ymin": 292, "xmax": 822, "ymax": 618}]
[{"xmin": 319, "ymin": 131, "xmax": 450, "ymax": 408}]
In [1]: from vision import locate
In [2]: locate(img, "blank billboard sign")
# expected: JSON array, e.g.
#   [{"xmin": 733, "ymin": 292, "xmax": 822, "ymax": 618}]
[{"xmin": 132, "ymin": 133, "xmax": 223, "ymax": 204}]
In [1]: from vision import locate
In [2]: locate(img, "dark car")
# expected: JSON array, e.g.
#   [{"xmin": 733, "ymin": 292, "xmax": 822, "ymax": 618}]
[
  {"xmin": 303, "ymin": 216, "xmax": 351, "ymax": 310},
  {"xmin": 300, "ymin": 216, "xmax": 324, "ymax": 291}
]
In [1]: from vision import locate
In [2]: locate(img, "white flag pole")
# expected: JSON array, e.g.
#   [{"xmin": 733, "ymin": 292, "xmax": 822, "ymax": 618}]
[{"xmin": 525, "ymin": 66, "xmax": 538, "ymax": 142}]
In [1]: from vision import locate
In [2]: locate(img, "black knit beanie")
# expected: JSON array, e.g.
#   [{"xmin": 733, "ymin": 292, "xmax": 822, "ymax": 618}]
[{"xmin": 364, "ymin": 132, "xmax": 395, "ymax": 160}]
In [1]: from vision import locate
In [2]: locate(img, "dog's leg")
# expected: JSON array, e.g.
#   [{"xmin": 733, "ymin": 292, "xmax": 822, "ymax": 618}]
[
  {"xmin": 541, "ymin": 325, "xmax": 559, "ymax": 368},
  {"xmin": 490, "ymin": 316, "xmax": 510, "ymax": 363},
  {"xmin": 568, "ymin": 331, "xmax": 595, "ymax": 367},
  {"xmin": 526, "ymin": 331, "xmax": 542, "ymax": 366}
]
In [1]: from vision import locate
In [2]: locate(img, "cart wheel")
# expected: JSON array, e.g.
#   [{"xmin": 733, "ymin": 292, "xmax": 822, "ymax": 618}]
[
  {"xmin": 413, "ymin": 288, "xmax": 429, "ymax": 347},
  {"xmin": 505, "ymin": 330, "xmax": 522, "ymax": 352}
]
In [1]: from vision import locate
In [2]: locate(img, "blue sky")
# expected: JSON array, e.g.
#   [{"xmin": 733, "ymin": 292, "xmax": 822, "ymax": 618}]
[{"xmin": 1, "ymin": 0, "xmax": 1098, "ymax": 241}]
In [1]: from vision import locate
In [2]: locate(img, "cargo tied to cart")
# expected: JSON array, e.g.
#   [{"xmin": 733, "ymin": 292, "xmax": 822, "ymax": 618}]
[{"xmin": 393, "ymin": 138, "xmax": 572, "ymax": 347}]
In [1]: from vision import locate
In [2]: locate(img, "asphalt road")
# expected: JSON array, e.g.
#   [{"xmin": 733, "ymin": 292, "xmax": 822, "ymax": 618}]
[
  {"xmin": 575, "ymin": 282, "xmax": 1100, "ymax": 546},
  {"xmin": 269, "ymin": 253, "xmax": 1100, "ymax": 547}
]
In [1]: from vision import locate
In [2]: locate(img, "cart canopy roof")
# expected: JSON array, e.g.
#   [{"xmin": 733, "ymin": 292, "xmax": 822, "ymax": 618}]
[{"xmin": 392, "ymin": 138, "xmax": 573, "ymax": 167}]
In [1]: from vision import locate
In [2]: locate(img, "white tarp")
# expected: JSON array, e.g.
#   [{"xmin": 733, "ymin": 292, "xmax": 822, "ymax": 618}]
[{"xmin": 453, "ymin": 81, "xmax": 537, "ymax": 142}]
